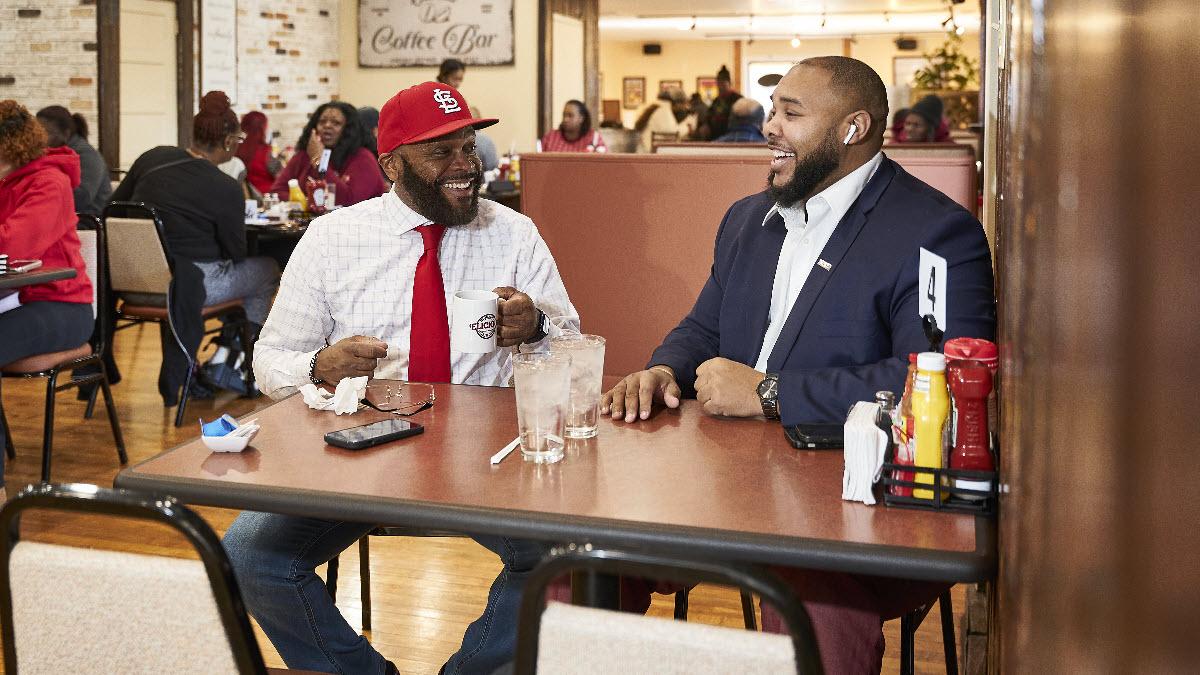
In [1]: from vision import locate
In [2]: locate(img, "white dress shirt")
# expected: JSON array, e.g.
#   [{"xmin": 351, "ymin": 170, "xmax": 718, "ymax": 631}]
[
  {"xmin": 753, "ymin": 152, "xmax": 883, "ymax": 372},
  {"xmin": 253, "ymin": 190, "xmax": 580, "ymax": 398}
]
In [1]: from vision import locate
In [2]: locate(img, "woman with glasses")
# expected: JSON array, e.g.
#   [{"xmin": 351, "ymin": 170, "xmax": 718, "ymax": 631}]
[{"xmin": 111, "ymin": 91, "xmax": 280, "ymax": 397}]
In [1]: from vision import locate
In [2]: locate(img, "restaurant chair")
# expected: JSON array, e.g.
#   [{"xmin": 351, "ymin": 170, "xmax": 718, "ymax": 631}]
[
  {"xmin": 0, "ymin": 215, "xmax": 126, "ymax": 481},
  {"xmin": 513, "ymin": 546, "xmax": 824, "ymax": 675},
  {"xmin": 103, "ymin": 202, "xmax": 255, "ymax": 427},
  {"xmin": 325, "ymin": 529, "xmax": 759, "ymax": 632},
  {"xmin": 900, "ymin": 590, "xmax": 958, "ymax": 675},
  {"xmin": 0, "ymin": 482, "xmax": 322, "ymax": 674}
]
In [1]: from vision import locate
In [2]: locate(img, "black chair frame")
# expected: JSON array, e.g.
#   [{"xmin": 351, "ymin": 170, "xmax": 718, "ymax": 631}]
[
  {"xmin": 0, "ymin": 214, "xmax": 126, "ymax": 481},
  {"xmin": 0, "ymin": 482, "xmax": 269, "ymax": 674},
  {"xmin": 102, "ymin": 202, "xmax": 255, "ymax": 427},
  {"xmin": 325, "ymin": 528, "xmax": 759, "ymax": 633},
  {"xmin": 900, "ymin": 589, "xmax": 958, "ymax": 675},
  {"xmin": 513, "ymin": 546, "xmax": 824, "ymax": 675}
]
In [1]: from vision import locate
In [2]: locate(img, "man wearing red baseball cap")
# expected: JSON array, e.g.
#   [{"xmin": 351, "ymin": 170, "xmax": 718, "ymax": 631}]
[{"xmin": 226, "ymin": 82, "xmax": 580, "ymax": 675}]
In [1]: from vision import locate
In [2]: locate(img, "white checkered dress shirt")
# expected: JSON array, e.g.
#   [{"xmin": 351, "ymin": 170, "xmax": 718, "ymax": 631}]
[{"xmin": 253, "ymin": 190, "xmax": 580, "ymax": 398}]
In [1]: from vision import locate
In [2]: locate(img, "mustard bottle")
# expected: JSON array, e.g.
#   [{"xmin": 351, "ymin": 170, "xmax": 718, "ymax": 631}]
[
  {"xmin": 287, "ymin": 178, "xmax": 307, "ymax": 211},
  {"xmin": 912, "ymin": 352, "xmax": 950, "ymax": 500}
]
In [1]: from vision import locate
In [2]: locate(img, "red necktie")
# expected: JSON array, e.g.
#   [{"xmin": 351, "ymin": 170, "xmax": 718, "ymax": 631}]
[{"xmin": 408, "ymin": 224, "xmax": 452, "ymax": 383}]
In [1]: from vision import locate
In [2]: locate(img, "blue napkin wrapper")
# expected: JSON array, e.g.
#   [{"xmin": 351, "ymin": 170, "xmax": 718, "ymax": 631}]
[{"xmin": 200, "ymin": 414, "xmax": 240, "ymax": 437}]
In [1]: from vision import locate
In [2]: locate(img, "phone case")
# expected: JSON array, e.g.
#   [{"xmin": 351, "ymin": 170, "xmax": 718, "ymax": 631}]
[
  {"xmin": 324, "ymin": 421, "xmax": 423, "ymax": 450},
  {"xmin": 784, "ymin": 423, "xmax": 843, "ymax": 450}
]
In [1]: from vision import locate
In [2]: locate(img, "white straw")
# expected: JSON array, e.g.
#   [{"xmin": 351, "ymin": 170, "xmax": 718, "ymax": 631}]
[{"xmin": 490, "ymin": 437, "xmax": 521, "ymax": 465}]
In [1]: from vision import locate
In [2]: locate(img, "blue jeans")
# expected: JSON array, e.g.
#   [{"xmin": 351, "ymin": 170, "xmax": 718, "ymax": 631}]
[{"xmin": 222, "ymin": 511, "xmax": 548, "ymax": 674}]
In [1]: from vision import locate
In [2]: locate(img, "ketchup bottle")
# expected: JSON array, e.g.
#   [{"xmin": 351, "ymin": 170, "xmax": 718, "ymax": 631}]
[{"xmin": 948, "ymin": 362, "xmax": 994, "ymax": 499}]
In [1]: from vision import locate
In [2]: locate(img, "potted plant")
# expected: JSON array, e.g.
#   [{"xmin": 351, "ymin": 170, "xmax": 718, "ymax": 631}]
[{"xmin": 910, "ymin": 32, "xmax": 980, "ymax": 130}]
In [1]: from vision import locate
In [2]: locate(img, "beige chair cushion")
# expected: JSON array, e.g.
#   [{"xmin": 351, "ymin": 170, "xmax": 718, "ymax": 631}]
[
  {"xmin": 106, "ymin": 216, "xmax": 173, "ymax": 295},
  {"xmin": 10, "ymin": 541, "xmax": 241, "ymax": 674},
  {"xmin": 536, "ymin": 601, "xmax": 797, "ymax": 674},
  {"xmin": 1, "ymin": 344, "xmax": 92, "ymax": 374}
]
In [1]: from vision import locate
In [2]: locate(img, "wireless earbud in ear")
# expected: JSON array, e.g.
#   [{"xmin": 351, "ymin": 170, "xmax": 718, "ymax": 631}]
[{"xmin": 843, "ymin": 123, "xmax": 858, "ymax": 145}]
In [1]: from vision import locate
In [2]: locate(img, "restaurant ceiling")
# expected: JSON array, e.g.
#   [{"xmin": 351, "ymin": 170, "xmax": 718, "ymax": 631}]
[
  {"xmin": 601, "ymin": 0, "xmax": 964, "ymax": 16},
  {"xmin": 599, "ymin": 0, "xmax": 981, "ymax": 40}
]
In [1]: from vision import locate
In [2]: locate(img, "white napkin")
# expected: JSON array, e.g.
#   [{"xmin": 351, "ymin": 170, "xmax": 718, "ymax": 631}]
[
  {"xmin": 299, "ymin": 376, "xmax": 368, "ymax": 415},
  {"xmin": 842, "ymin": 402, "xmax": 888, "ymax": 505}
]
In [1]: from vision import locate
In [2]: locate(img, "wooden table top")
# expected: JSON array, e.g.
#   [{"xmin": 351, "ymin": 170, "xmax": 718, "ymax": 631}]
[
  {"xmin": 115, "ymin": 383, "xmax": 993, "ymax": 582},
  {"xmin": 0, "ymin": 266, "xmax": 76, "ymax": 291}
]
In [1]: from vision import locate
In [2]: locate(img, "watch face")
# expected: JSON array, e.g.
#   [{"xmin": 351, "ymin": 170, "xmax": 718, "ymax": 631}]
[{"xmin": 757, "ymin": 377, "xmax": 778, "ymax": 399}]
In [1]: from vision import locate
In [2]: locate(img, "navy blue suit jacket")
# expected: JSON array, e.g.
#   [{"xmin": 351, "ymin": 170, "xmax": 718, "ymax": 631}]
[{"xmin": 648, "ymin": 157, "xmax": 996, "ymax": 425}]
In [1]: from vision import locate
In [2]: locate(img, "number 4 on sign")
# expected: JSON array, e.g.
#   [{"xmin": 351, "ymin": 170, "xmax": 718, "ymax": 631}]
[{"xmin": 918, "ymin": 248, "xmax": 947, "ymax": 333}]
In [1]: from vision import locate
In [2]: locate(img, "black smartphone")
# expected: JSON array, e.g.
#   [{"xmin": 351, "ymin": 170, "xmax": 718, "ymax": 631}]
[
  {"xmin": 784, "ymin": 423, "xmax": 843, "ymax": 450},
  {"xmin": 324, "ymin": 418, "xmax": 424, "ymax": 450}
]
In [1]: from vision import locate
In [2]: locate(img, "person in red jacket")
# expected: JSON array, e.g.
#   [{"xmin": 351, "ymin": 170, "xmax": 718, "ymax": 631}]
[
  {"xmin": 236, "ymin": 110, "xmax": 281, "ymax": 195},
  {"xmin": 0, "ymin": 99, "xmax": 94, "ymax": 368}
]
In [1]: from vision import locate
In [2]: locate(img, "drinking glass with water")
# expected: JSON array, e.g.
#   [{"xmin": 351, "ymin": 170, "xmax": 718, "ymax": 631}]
[
  {"xmin": 512, "ymin": 352, "xmax": 572, "ymax": 464},
  {"xmin": 549, "ymin": 334, "xmax": 605, "ymax": 438}
]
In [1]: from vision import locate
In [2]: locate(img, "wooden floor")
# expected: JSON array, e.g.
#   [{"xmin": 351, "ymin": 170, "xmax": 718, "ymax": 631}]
[{"xmin": 0, "ymin": 322, "xmax": 963, "ymax": 673}]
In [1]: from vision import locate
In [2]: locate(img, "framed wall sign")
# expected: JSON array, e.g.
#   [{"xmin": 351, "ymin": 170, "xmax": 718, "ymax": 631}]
[
  {"xmin": 658, "ymin": 79, "xmax": 682, "ymax": 94},
  {"xmin": 622, "ymin": 76, "xmax": 645, "ymax": 109},
  {"xmin": 696, "ymin": 76, "xmax": 718, "ymax": 103},
  {"xmin": 359, "ymin": 0, "xmax": 515, "ymax": 67}
]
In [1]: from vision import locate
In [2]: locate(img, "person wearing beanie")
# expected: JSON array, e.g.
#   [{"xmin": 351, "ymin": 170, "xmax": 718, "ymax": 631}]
[
  {"xmin": 35, "ymin": 105, "xmax": 111, "ymax": 215},
  {"xmin": 902, "ymin": 94, "xmax": 946, "ymax": 142},
  {"xmin": 699, "ymin": 64, "xmax": 744, "ymax": 140},
  {"xmin": 111, "ymin": 91, "xmax": 280, "ymax": 401},
  {"xmin": 224, "ymin": 81, "xmax": 579, "ymax": 675}
]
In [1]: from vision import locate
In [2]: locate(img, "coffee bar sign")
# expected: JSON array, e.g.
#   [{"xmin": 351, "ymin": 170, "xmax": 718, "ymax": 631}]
[{"xmin": 359, "ymin": 0, "xmax": 514, "ymax": 67}]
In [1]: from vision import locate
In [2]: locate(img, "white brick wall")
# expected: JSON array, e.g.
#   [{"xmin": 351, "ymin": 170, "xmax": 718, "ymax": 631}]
[
  {"xmin": 232, "ymin": 0, "xmax": 340, "ymax": 150},
  {"xmin": 0, "ymin": 0, "xmax": 340, "ymax": 155},
  {"xmin": 0, "ymin": 0, "xmax": 100, "ymax": 136}
]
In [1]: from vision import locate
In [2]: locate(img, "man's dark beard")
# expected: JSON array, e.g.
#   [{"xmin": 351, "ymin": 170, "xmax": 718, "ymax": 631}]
[
  {"xmin": 399, "ymin": 156, "xmax": 481, "ymax": 226},
  {"xmin": 766, "ymin": 128, "xmax": 841, "ymax": 207}
]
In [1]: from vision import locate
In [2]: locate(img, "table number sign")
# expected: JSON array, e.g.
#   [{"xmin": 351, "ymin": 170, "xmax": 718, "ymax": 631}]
[
  {"xmin": 359, "ymin": 0, "xmax": 514, "ymax": 67},
  {"xmin": 919, "ymin": 247, "xmax": 948, "ymax": 333}
]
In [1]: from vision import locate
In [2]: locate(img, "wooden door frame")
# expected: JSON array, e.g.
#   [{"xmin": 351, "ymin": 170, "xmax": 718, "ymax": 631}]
[
  {"xmin": 537, "ymin": 0, "xmax": 599, "ymax": 139},
  {"xmin": 97, "ymin": 0, "xmax": 194, "ymax": 170}
]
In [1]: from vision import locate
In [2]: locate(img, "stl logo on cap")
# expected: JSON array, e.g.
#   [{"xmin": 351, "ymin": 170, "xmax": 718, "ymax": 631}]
[{"xmin": 433, "ymin": 88, "xmax": 462, "ymax": 115}]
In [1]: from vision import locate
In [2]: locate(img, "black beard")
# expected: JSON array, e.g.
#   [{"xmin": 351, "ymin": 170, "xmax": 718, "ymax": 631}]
[
  {"xmin": 766, "ymin": 128, "xmax": 841, "ymax": 207},
  {"xmin": 400, "ymin": 156, "xmax": 481, "ymax": 226}
]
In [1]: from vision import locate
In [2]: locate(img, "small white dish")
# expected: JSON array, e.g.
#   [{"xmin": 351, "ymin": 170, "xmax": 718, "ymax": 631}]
[{"xmin": 202, "ymin": 427, "xmax": 259, "ymax": 453}]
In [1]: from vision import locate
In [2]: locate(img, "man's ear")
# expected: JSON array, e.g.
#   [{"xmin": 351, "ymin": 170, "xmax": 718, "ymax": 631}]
[{"xmin": 379, "ymin": 150, "xmax": 399, "ymax": 183}]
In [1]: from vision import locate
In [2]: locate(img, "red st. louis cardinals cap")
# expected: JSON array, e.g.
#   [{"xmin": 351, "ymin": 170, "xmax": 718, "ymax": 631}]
[{"xmin": 377, "ymin": 82, "xmax": 498, "ymax": 155}]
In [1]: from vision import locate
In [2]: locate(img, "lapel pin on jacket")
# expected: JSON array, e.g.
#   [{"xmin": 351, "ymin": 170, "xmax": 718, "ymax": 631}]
[{"xmin": 817, "ymin": 259, "xmax": 833, "ymax": 271}]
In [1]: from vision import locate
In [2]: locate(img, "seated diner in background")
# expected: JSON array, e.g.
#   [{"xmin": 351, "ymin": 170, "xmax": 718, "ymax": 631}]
[
  {"xmin": 713, "ymin": 97, "xmax": 767, "ymax": 143},
  {"xmin": 35, "ymin": 105, "xmax": 111, "ymax": 216},
  {"xmin": 634, "ymin": 87, "xmax": 688, "ymax": 153},
  {"xmin": 223, "ymin": 82, "xmax": 579, "ymax": 675},
  {"xmin": 601, "ymin": 57, "xmax": 996, "ymax": 674},
  {"xmin": 111, "ymin": 91, "xmax": 279, "ymax": 399},
  {"xmin": 0, "ymin": 100, "xmax": 96, "ymax": 498},
  {"xmin": 236, "ymin": 110, "xmax": 282, "ymax": 196},
  {"xmin": 898, "ymin": 94, "xmax": 952, "ymax": 143},
  {"xmin": 435, "ymin": 57, "xmax": 466, "ymax": 89},
  {"xmin": 538, "ymin": 99, "xmax": 607, "ymax": 152},
  {"xmin": 270, "ymin": 101, "xmax": 388, "ymax": 207}
]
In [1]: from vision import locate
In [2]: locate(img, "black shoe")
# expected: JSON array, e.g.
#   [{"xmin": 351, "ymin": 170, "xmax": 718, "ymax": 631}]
[
  {"xmin": 201, "ymin": 361, "xmax": 249, "ymax": 395},
  {"xmin": 186, "ymin": 377, "xmax": 215, "ymax": 400}
]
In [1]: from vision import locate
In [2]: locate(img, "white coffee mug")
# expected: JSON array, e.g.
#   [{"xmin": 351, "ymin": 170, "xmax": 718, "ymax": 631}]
[{"xmin": 452, "ymin": 290, "xmax": 500, "ymax": 353}]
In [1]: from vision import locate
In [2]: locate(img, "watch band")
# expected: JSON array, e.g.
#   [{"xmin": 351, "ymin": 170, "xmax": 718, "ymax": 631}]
[
  {"xmin": 309, "ymin": 346, "xmax": 327, "ymax": 385},
  {"xmin": 758, "ymin": 373, "xmax": 780, "ymax": 420},
  {"xmin": 527, "ymin": 309, "xmax": 549, "ymax": 343}
]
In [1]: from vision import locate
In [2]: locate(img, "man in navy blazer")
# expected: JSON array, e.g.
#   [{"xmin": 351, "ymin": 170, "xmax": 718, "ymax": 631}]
[{"xmin": 602, "ymin": 57, "xmax": 995, "ymax": 673}]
